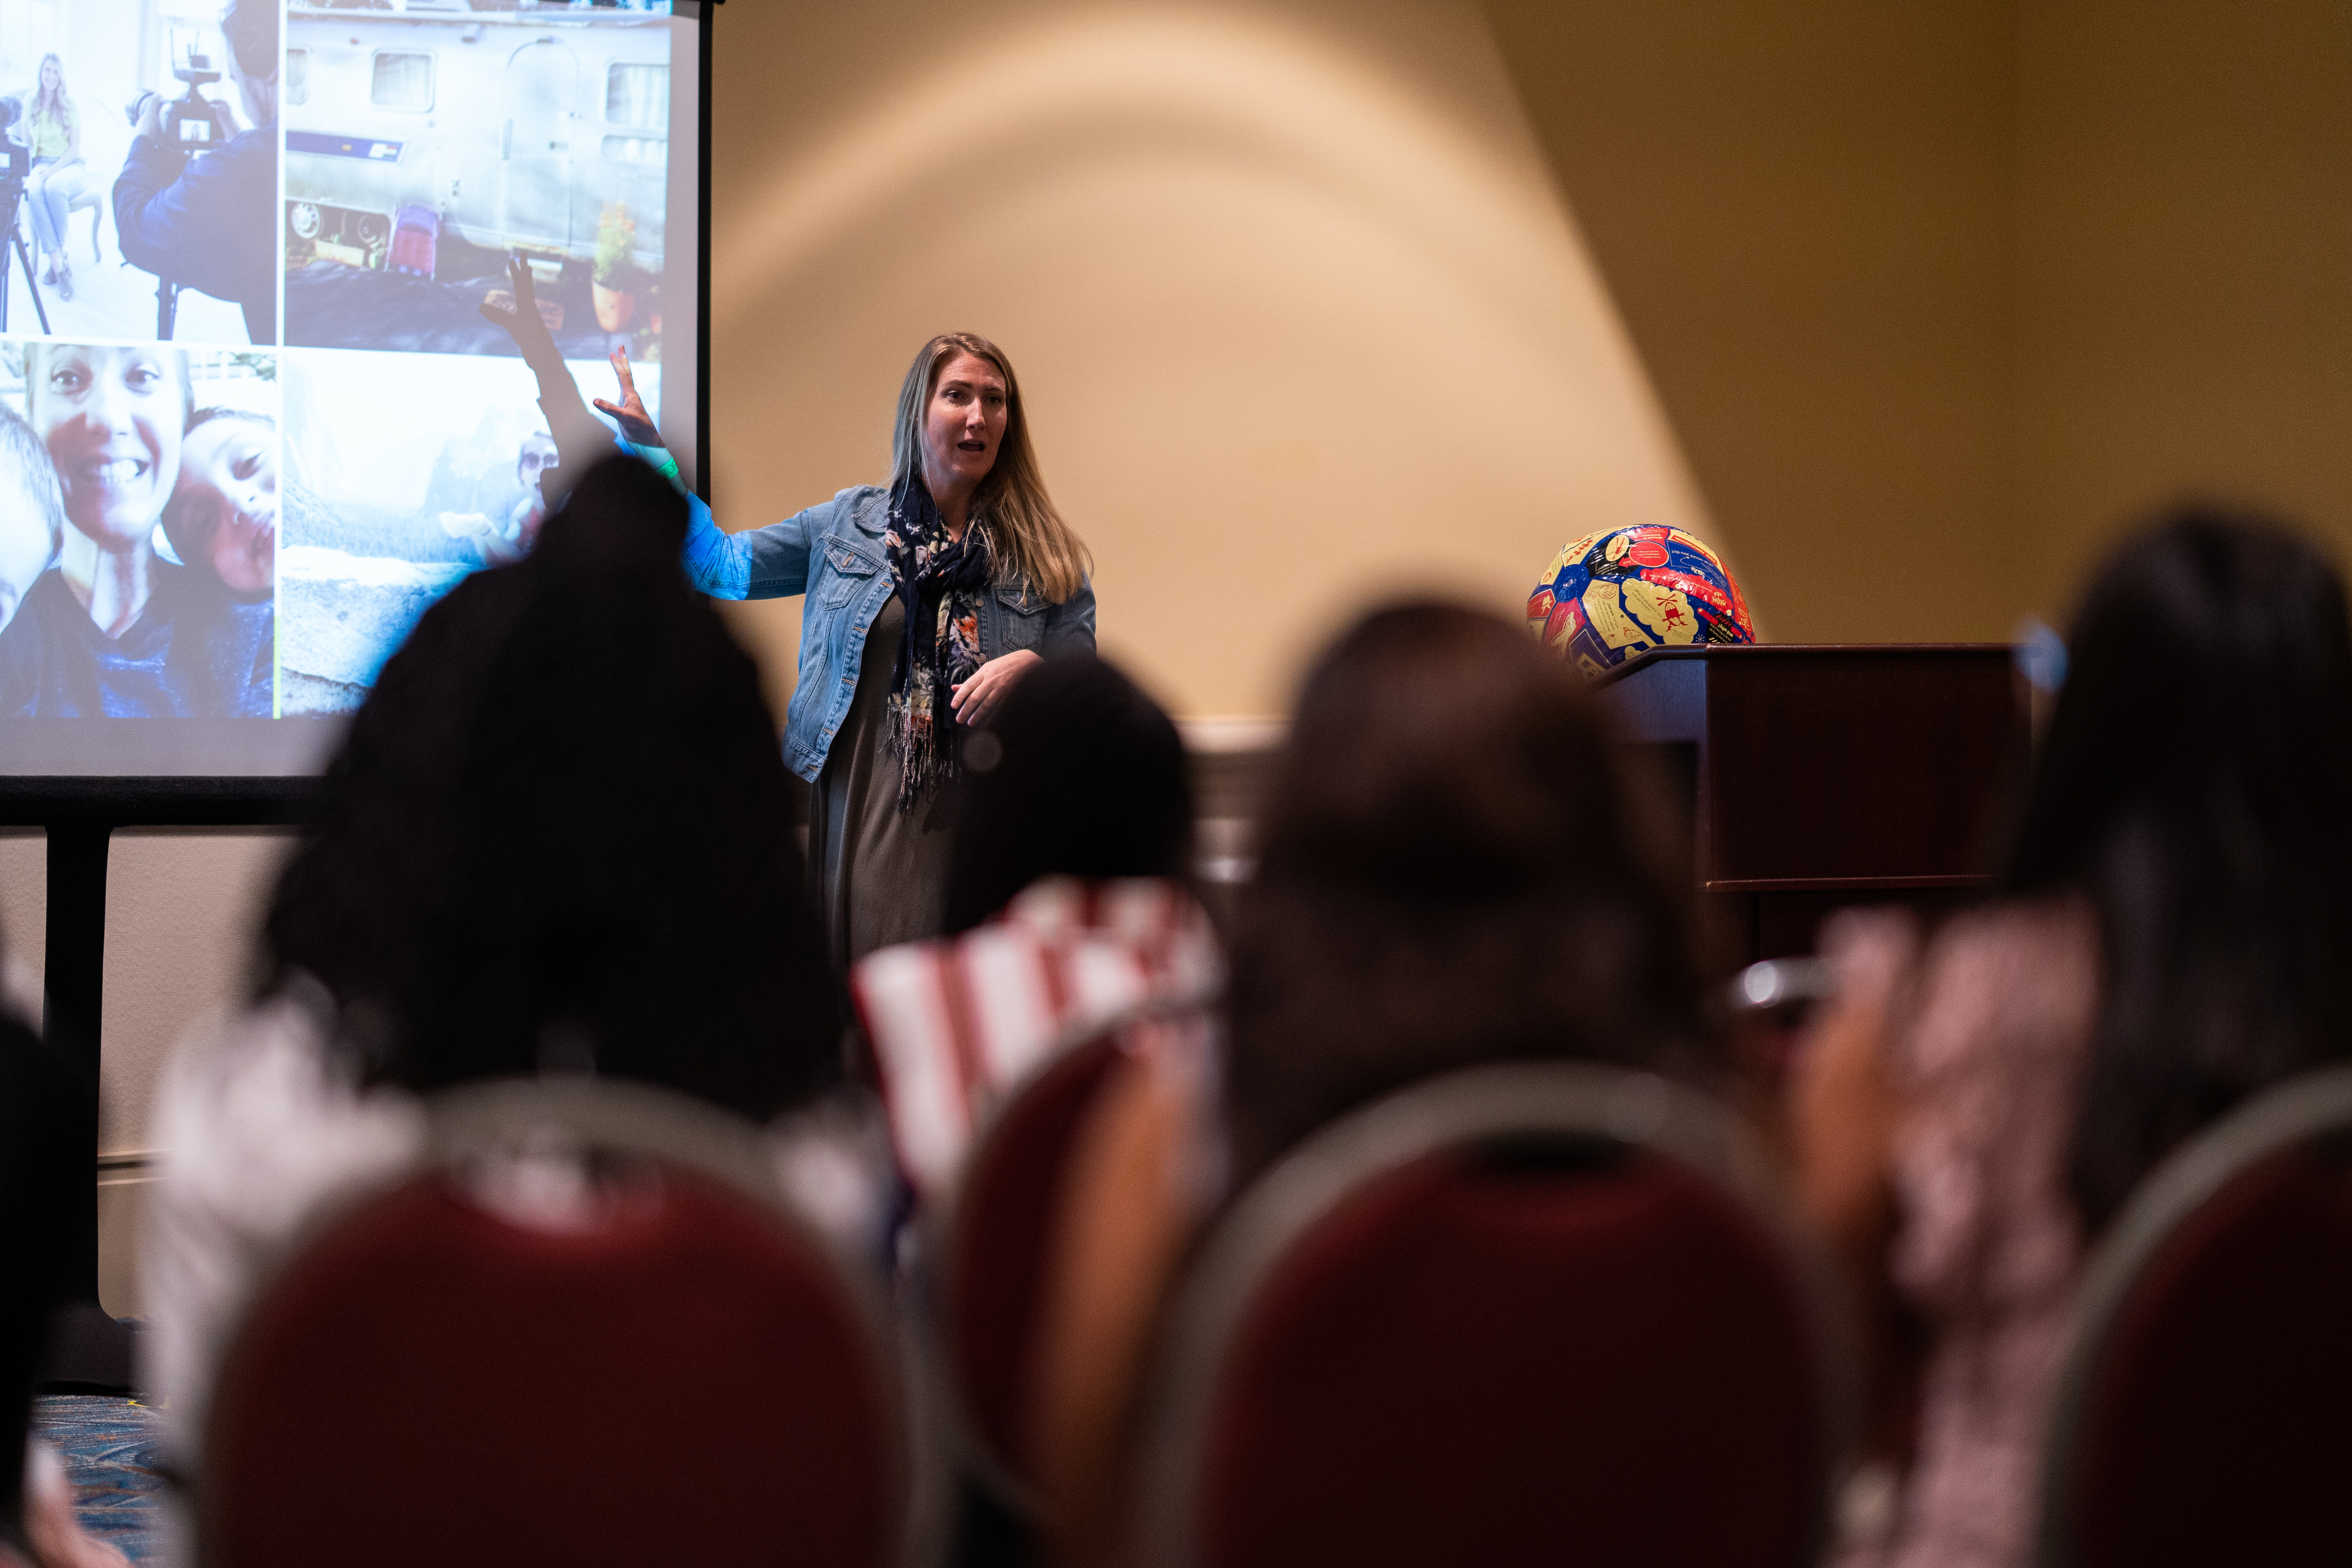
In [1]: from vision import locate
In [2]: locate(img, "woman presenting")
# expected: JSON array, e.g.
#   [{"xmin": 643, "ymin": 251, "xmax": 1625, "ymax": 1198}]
[{"xmin": 485, "ymin": 261, "xmax": 1097, "ymax": 966}]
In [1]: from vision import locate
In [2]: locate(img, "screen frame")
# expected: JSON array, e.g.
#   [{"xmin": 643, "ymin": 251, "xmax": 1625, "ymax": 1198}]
[
  {"xmin": 696, "ymin": 0, "xmax": 714, "ymax": 503},
  {"xmin": 0, "ymin": 1, "xmax": 721, "ymax": 821}
]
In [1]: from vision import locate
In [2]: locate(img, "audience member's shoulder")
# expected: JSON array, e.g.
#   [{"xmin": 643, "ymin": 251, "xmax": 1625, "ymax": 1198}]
[
  {"xmin": 154, "ymin": 980, "xmax": 425, "ymax": 1203},
  {"xmin": 1906, "ymin": 894, "xmax": 2099, "ymax": 1076},
  {"xmin": 1932, "ymin": 894, "xmax": 2097, "ymax": 978}
]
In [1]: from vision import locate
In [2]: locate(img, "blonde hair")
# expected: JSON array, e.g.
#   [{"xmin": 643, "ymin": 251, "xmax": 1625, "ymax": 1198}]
[
  {"xmin": 32, "ymin": 54, "xmax": 70, "ymax": 130},
  {"xmin": 888, "ymin": 332, "xmax": 1091, "ymax": 605}
]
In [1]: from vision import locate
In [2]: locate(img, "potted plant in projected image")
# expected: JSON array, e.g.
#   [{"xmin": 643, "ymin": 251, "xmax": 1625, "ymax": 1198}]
[{"xmin": 594, "ymin": 201, "xmax": 638, "ymax": 332}]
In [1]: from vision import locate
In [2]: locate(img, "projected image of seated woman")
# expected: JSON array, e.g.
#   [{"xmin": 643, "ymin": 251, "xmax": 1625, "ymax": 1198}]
[
  {"xmin": 0, "ymin": 344, "xmax": 272, "ymax": 717},
  {"xmin": 22, "ymin": 54, "xmax": 90, "ymax": 304},
  {"xmin": 0, "ymin": 2, "xmax": 279, "ymax": 346},
  {"xmin": 486, "ymin": 264, "xmax": 1098, "ymax": 967}
]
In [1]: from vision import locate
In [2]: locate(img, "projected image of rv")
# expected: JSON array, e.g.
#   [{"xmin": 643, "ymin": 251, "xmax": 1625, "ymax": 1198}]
[{"xmin": 282, "ymin": 3, "xmax": 672, "ymax": 362}]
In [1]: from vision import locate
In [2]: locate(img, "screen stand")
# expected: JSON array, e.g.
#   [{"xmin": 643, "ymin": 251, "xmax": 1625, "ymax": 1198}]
[
  {"xmin": 1, "ymin": 191, "xmax": 54, "ymax": 337},
  {"xmin": 36, "ymin": 824, "xmax": 136, "ymax": 1392}
]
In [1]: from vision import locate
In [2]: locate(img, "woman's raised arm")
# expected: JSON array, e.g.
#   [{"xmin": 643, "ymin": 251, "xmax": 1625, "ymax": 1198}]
[
  {"xmin": 477, "ymin": 255, "xmax": 612, "ymax": 509},
  {"xmin": 479, "ymin": 261, "xmax": 820, "ymax": 602}
]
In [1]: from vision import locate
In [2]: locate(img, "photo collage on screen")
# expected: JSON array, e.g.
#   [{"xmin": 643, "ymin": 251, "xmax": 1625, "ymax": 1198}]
[{"xmin": 0, "ymin": 0, "xmax": 673, "ymax": 720}]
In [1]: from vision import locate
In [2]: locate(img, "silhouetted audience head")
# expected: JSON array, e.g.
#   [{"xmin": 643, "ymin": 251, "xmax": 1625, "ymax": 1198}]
[
  {"xmin": 1223, "ymin": 600, "xmax": 1709, "ymax": 1182},
  {"xmin": 2004, "ymin": 506, "xmax": 2352, "ymax": 1231},
  {"xmin": 260, "ymin": 456, "xmax": 846, "ymax": 1120},
  {"xmin": 940, "ymin": 652, "xmax": 1194, "ymax": 934}
]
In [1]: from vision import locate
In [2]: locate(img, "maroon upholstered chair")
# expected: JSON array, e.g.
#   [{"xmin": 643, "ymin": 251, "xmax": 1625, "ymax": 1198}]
[
  {"xmin": 200, "ymin": 1078, "xmax": 907, "ymax": 1568},
  {"xmin": 1136, "ymin": 1062, "xmax": 1848, "ymax": 1568},
  {"xmin": 939, "ymin": 1029, "xmax": 1126, "ymax": 1508},
  {"xmin": 2036, "ymin": 1065, "xmax": 2352, "ymax": 1568}
]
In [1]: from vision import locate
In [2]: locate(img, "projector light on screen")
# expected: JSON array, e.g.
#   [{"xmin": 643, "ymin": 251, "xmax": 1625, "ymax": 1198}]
[{"xmin": 0, "ymin": 0, "xmax": 703, "ymax": 776}]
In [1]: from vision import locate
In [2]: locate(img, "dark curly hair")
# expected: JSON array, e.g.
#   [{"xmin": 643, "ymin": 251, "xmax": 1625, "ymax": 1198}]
[
  {"xmin": 2004, "ymin": 505, "xmax": 2352, "ymax": 1232},
  {"xmin": 939, "ymin": 652, "xmax": 1193, "ymax": 935},
  {"xmin": 259, "ymin": 456, "xmax": 846, "ymax": 1120},
  {"xmin": 1223, "ymin": 601, "xmax": 1713, "ymax": 1183}
]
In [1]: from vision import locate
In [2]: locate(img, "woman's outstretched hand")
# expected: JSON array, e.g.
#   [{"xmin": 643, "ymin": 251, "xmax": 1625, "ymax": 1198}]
[
  {"xmin": 951, "ymin": 649, "xmax": 1042, "ymax": 727},
  {"xmin": 593, "ymin": 348, "xmax": 662, "ymax": 447},
  {"xmin": 478, "ymin": 254, "xmax": 560, "ymax": 365}
]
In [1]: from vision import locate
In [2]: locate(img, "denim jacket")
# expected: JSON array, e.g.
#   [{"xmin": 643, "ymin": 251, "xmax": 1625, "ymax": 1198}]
[{"xmin": 681, "ymin": 484, "xmax": 1098, "ymax": 781}]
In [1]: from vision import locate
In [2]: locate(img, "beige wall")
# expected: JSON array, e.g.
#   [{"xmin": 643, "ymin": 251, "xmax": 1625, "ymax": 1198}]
[
  {"xmin": 703, "ymin": 0, "xmax": 1716, "ymax": 721},
  {"xmin": 0, "ymin": 830, "xmax": 287, "ymax": 1317},
  {"xmin": 1483, "ymin": 1, "xmax": 2352, "ymax": 637},
  {"xmin": 0, "ymin": 834, "xmax": 42, "ymax": 1019},
  {"xmin": 1480, "ymin": 1, "xmax": 2022, "ymax": 643},
  {"xmin": 0, "ymin": 831, "xmax": 283, "ymax": 1157},
  {"xmin": 2013, "ymin": 0, "xmax": 2352, "ymax": 608},
  {"xmin": 95, "ymin": 831, "xmax": 290, "ymax": 1316}
]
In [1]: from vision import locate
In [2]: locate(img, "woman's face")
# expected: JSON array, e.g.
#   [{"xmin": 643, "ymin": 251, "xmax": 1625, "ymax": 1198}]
[
  {"xmin": 515, "ymin": 433, "xmax": 557, "ymax": 493},
  {"xmin": 922, "ymin": 353, "xmax": 1008, "ymax": 493},
  {"xmin": 174, "ymin": 418, "xmax": 277, "ymax": 597},
  {"xmin": 34, "ymin": 347, "xmax": 183, "ymax": 551},
  {"xmin": 39, "ymin": 58, "xmax": 59, "ymax": 93}
]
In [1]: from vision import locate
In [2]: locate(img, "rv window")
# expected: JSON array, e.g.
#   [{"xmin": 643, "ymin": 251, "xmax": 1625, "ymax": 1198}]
[
  {"xmin": 605, "ymin": 64, "xmax": 668, "ymax": 131},
  {"xmin": 287, "ymin": 49, "xmax": 309, "ymax": 107},
  {"xmin": 372, "ymin": 51, "xmax": 435, "ymax": 113}
]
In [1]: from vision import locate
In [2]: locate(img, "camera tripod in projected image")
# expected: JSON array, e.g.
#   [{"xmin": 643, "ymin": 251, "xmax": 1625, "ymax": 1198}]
[
  {"xmin": 130, "ymin": 31, "xmax": 233, "ymax": 343},
  {"xmin": 0, "ymin": 155, "xmax": 57, "ymax": 338}
]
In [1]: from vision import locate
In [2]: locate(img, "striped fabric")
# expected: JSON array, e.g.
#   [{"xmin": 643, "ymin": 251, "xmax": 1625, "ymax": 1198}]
[{"xmin": 849, "ymin": 877, "xmax": 1223, "ymax": 1198}]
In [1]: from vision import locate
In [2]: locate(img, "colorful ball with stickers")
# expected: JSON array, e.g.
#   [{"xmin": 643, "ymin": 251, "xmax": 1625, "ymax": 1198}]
[{"xmin": 1526, "ymin": 525, "xmax": 1755, "ymax": 679}]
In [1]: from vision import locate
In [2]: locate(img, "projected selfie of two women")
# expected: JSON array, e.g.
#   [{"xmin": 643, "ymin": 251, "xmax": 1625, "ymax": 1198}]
[{"xmin": 0, "ymin": 342, "xmax": 276, "ymax": 716}]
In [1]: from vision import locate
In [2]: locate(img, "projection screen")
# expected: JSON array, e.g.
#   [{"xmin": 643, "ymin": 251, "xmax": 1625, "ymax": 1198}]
[{"xmin": 0, "ymin": 0, "xmax": 706, "ymax": 775}]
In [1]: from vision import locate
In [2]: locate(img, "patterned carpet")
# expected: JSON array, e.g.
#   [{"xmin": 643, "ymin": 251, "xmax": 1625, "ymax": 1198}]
[{"xmin": 31, "ymin": 1395, "xmax": 166, "ymax": 1563}]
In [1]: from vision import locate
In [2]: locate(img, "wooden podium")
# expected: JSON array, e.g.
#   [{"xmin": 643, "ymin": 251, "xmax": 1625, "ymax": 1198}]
[{"xmin": 1593, "ymin": 645, "xmax": 2027, "ymax": 962}]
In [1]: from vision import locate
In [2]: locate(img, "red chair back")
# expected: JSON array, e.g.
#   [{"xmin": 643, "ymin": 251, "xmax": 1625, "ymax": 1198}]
[
  {"xmin": 2038, "ymin": 1067, "xmax": 2352, "ymax": 1568},
  {"xmin": 942, "ymin": 1031, "xmax": 1123, "ymax": 1502},
  {"xmin": 202, "ymin": 1080, "xmax": 904, "ymax": 1568},
  {"xmin": 1139, "ymin": 1063, "xmax": 1844, "ymax": 1568}
]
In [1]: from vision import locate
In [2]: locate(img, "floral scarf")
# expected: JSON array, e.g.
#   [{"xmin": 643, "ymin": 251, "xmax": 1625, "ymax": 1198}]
[{"xmin": 884, "ymin": 476, "xmax": 993, "ymax": 809}]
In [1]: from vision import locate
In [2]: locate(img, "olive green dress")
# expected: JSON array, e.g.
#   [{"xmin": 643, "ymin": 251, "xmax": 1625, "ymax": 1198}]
[{"xmin": 808, "ymin": 595, "xmax": 963, "ymax": 970}]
